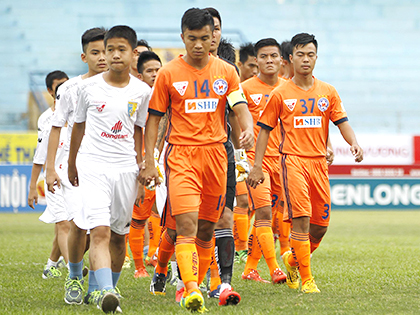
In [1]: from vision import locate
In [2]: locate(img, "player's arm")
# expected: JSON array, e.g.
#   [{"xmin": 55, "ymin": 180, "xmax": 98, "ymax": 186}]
[
  {"xmin": 68, "ymin": 122, "xmax": 85, "ymax": 186},
  {"xmin": 228, "ymin": 110, "xmax": 241, "ymax": 149},
  {"xmin": 247, "ymin": 127, "xmax": 270, "ymax": 188},
  {"xmin": 46, "ymin": 126, "xmax": 62, "ymax": 193},
  {"xmin": 155, "ymin": 110, "xmax": 169, "ymax": 157},
  {"xmin": 28, "ymin": 163, "xmax": 43, "ymax": 209},
  {"xmin": 337, "ymin": 120, "xmax": 363, "ymax": 162},
  {"xmin": 229, "ymin": 98, "xmax": 254, "ymax": 150},
  {"xmin": 326, "ymin": 134, "xmax": 334, "ymax": 166},
  {"xmin": 138, "ymin": 113, "xmax": 161, "ymax": 186},
  {"xmin": 133, "ymin": 125, "xmax": 146, "ymax": 205}
]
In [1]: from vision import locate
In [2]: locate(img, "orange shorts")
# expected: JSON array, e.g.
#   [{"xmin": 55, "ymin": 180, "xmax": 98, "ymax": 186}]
[
  {"xmin": 132, "ymin": 188, "xmax": 156, "ymax": 221},
  {"xmin": 165, "ymin": 143, "xmax": 227, "ymax": 223},
  {"xmin": 280, "ymin": 154, "xmax": 331, "ymax": 226},
  {"xmin": 161, "ymin": 201, "xmax": 176, "ymax": 230},
  {"xmin": 236, "ymin": 180, "xmax": 248, "ymax": 196},
  {"xmin": 246, "ymin": 154, "xmax": 283, "ymax": 212}
]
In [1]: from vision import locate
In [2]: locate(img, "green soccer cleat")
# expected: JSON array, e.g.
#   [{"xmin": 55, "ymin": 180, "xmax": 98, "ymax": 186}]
[
  {"xmin": 42, "ymin": 265, "xmax": 62, "ymax": 279},
  {"xmin": 64, "ymin": 277, "xmax": 84, "ymax": 305},
  {"xmin": 97, "ymin": 289, "xmax": 121, "ymax": 313},
  {"xmin": 180, "ymin": 290, "xmax": 206, "ymax": 313},
  {"xmin": 282, "ymin": 251, "xmax": 300, "ymax": 289}
]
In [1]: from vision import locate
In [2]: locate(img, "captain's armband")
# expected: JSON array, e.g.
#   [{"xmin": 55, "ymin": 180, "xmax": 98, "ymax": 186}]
[{"xmin": 227, "ymin": 89, "xmax": 247, "ymax": 109}]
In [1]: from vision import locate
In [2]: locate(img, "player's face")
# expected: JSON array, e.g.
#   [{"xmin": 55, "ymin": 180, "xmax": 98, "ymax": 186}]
[
  {"xmin": 290, "ymin": 43, "xmax": 317, "ymax": 75},
  {"xmin": 240, "ymin": 55, "xmax": 258, "ymax": 81},
  {"xmin": 82, "ymin": 40, "xmax": 107, "ymax": 74},
  {"xmin": 49, "ymin": 78, "xmax": 68, "ymax": 99},
  {"xmin": 181, "ymin": 25, "xmax": 213, "ymax": 61},
  {"xmin": 256, "ymin": 46, "xmax": 281, "ymax": 76},
  {"xmin": 131, "ymin": 45, "xmax": 149, "ymax": 73},
  {"xmin": 105, "ymin": 37, "xmax": 134, "ymax": 73},
  {"xmin": 138, "ymin": 60, "xmax": 161, "ymax": 88},
  {"xmin": 210, "ymin": 17, "xmax": 221, "ymax": 54}
]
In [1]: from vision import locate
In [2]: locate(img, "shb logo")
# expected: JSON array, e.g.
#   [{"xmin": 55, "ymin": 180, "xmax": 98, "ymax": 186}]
[
  {"xmin": 284, "ymin": 99, "xmax": 297, "ymax": 111},
  {"xmin": 185, "ymin": 99, "xmax": 219, "ymax": 113},
  {"xmin": 111, "ymin": 120, "xmax": 123, "ymax": 134},
  {"xmin": 317, "ymin": 97, "xmax": 329, "ymax": 112},
  {"xmin": 213, "ymin": 78, "xmax": 228, "ymax": 95},
  {"xmin": 173, "ymin": 81, "xmax": 188, "ymax": 96},
  {"xmin": 250, "ymin": 94, "xmax": 262, "ymax": 105},
  {"xmin": 294, "ymin": 116, "xmax": 322, "ymax": 128}
]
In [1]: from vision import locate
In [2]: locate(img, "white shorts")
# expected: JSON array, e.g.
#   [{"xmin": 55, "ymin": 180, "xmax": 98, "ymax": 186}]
[
  {"xmin": 39, "ymin": 180, "xmax": 68, "ymax": 224},
  {"xmin": 57, "ymin": 154, "xmax": 83, "ymax": 222},
  {"xmin": 155, "ymin": 162, "xmax": 167, "ymax": 218},
  {"xmin": 73, "ymin": 159, "xmax": 138, "ymax": 235}
]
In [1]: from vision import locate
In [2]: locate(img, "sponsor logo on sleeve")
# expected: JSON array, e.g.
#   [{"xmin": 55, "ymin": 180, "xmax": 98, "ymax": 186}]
[
  {"xmin": 173, "ymin": 81, "xmax": 188, "ymax": 96},
  {"xmin": 213, "ymin": 78, "xmax": 228, "ymax": 96},
  {"xmin": 250, "ymin": 94, "xmax": 262, "ymax": 106},
  {"xmin": 284, "ymin": 99, "xmax": 297, "ymax": 111},
  {"xmin": 185, "ymin": 99, "xmax": 219, "ymax": 113},
  {"xmin": 294, "ymin": 116, "xmax": 322, "ymax": 128},
  {"xmin": 317, "ymin": 97, "xmax": 329, "ymax": 112},
  {"xmin": 128, "ymin": 101, "xmax": 138, "ymax": 117}
]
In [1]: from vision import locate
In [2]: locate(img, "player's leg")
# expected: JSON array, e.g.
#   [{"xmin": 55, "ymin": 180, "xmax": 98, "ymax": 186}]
[
  {"xmin": 146, "ymin": 206, "xmax": 161, "ymax": 267},
  {"xmin": 233, "ymin": 183, "xmax": 249, "ymax": 263}
]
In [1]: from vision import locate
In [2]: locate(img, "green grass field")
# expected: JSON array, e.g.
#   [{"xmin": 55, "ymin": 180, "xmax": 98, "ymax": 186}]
[{"xmin": 1, "ymin": 211, "xmax": 419, "ymax": 315}]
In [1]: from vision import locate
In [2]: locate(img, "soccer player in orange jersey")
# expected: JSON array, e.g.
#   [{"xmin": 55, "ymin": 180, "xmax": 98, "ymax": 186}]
[
  {"xmin": 238, "ymin": 43, "xmax": 258, "ymax": 82},
  {"xmin": 241, "ymin": 38, "xmax": 287, "ymax": 284},
  {"xmin": 139, "ymin": 8, "xmax": 253, "ymax": 312},
  {"xmin": 248, "ymin": 33, "xmax": 363, "ymax": 293}
]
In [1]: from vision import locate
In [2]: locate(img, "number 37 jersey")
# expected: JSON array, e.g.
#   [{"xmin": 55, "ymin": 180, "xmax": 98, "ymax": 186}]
[
  {"xmin": 148, "ymin": 55, "xmax": 244, "ymax": 146},
  {"xmin": 257, "ymin": 77, "xmax": 348, "ymax": 158}
]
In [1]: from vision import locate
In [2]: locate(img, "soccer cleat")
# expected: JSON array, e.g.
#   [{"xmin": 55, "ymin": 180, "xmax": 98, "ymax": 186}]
[
  {"xmin": 301, "ymin": 278, "xmax": 320, "ymax": 293},
  {"xmin": 150, "ymin": 272, "xmax": 167, "ymax": 295},
  {"xmin": 180, "ymin": 290, "xmax": 206, "ymax": 313},
  {"xmin": 271, "ymin": 268, "xmax": 287, "ymax": 284},
  {"xmin": 84, "ymin": 290, "xmax": 101, "ymax": 305},
  {"xmin": 97, "ymin": 289, "xmax": 120, "ymax": 313},
  {"xmin": 145, "ymin": 255, "xmax": 157, "ymax": 267},
  {"xmin": 166, "ymin": 262, "xmax": 172, "ymax": 283},
  {"xmin": 207, "ymin": 284, "xmax": 220, "ymax": 299},
  {"xmin": 122, "ymin": 256, "xmax": 131, "ymax": 269},
  {"xmin": 64, "ymin": 277, "xmax": 84, "ymax": 305},
  {"xmin": 234, "ymin": 250, "xmax": 248, "ymax": 264},
  {"xmin": 282, "ymin": 251, "xmax": 299, "ymax": 289},
  {"xmin": 175, "ymin": 286, "xmax": 185, "ymax": 303},
  {"xmin": 56, "ymin": 256, "xmax": 67, "ymax": 269},
  {"xmin": 134, "ymin": 267, "xmax": 150, "ymax": 278},
  {"xmin": 42, "ymin": 265, "xmax": 62, "ymax": 279},
  {"xmin": 241, "ymin": 269, "xmax": 270, "ymax": 283},
  {"xmin": 219, "ymin": 287, "xmax": 241, "ymax": 306}
]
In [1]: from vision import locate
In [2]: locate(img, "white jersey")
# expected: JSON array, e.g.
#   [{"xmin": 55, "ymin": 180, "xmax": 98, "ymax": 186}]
[
  {"xmin": 52, "ymin": 75, "xmax": 83, "ymax": 151},
  {"xmin": 75, "ymin": 73, "xmax": 150, "ymax": 167}
]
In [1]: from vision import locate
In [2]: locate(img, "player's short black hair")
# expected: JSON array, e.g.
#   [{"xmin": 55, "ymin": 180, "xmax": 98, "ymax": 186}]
[
  {"xmin": 239, "ymin": 42, "xmax": 255, "ymax": 64},
  {"xmin": 137, "ymin": 51, "xmax": 162, "ymax": 74},
  {"xmin": 291, "ymin": 33, "xmax": 318, "ymax": 51},
  {"xmin": 181, "ymin": 8, "xmax": 215, "ymax": 33},
  {"xmin": 137, "ymin": 39, "xmax": 151, "ymax": 51},
  {"xmin": 105, "ymin": 25, "xmax": 137, "ymax": 50},
  {"xmin": 204, "ymin": 7, "xmax": 222, "ymax": 28},
  {"xmin": 81, "ymin": 27, "xmax": 106, "ymax": 53},
  {"xmin": 45, "ymin": 70, "xmax": 68, "ymax": 90},
  {"xmin": 280, "ymin": 40, "xmax": 293, "ymax": 62},
  {"xmin": 217, "ymin": 38, "xmax": 235, "ymax": 64},
  {"xmin": 254, "ymin": 38, "xmax": 281, "ymax": 55}
]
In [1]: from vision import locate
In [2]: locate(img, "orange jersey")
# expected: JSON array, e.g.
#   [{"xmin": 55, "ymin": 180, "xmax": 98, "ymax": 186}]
[
  {"xmin": 258, "ymin": 77, "xmax": 347, "ymax": 158},
  {"xmin": 242, "ymin": 76, "xmax": 286, "ymax": 157},
  {"xmin": 148, "ymin": 55, "xmax": 244, "ymax": 146}
]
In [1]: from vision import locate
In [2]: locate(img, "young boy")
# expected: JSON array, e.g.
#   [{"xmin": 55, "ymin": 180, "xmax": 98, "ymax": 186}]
[
  {"xmin": 68, "ymin": 25, "xmax": 150, "ymax": 313},
  {"xmin": 28, "ymin": 70, "xmax": 69, "ymax": 279}
]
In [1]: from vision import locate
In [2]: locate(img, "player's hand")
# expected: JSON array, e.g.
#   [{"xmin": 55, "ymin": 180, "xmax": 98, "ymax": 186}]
[
  {"xmin": 135, "ymin": 185, "xmax": 145, "ymax": 206},
  {"xmin": 326, "ymin": 147, "xmax": 335, "ymax": 166},
  {"xmin": 247, "ymin": 165, "xmax": 265, "ymax": 189},
  {"xmin": 68, "ymin": 164, "xmax": 79, "ymax": 187},
  {"xmin": 46, "ymin": 169, "xmax": 61, "ymax": 193},
  {"xmin": 28, "ymin": 187, "xmax": 38, "ymax": 209},
  {"xmin": 234, "ymin": 149, "xmax": 250, "ymax": 182},
  {"xmin": 239, "ymin": 130, "xmax": 254, "ymax": 150},
  {"xmin": 351, "ymin": 144, "xmax": 363, "ymax": 163},
  {"xmin": 138, "ymin": 162, "xmax": 160, "ymax": 187}
]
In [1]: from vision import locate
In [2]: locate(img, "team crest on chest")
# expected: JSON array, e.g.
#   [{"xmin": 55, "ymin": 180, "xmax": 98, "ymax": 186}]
[
  {"xmin": 317, "ymin": 97, "xmax": 329, "ymax": 112},
  {"xmin": 213, "ymin": 78, "xmax": 228, "ymax": 96},
  {"xmin": 250, "ymin": 94, "xmax": 262, "ymax": 106},
  {"xmin": 173, "ymin": 81, "xmax": 188, "ymax": 96},
  {"xmin": 128, "ymin": 101, "xmax": 138, "ymax": 117},
  {"xmin": 284, "ymin": 99, "xmax": 297, "ymax": 111}
]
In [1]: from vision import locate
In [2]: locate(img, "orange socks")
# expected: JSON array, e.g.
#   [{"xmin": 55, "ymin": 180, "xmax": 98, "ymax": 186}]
[
  {"xmin": 255, "ymin": 219, "xmax": 279, "ymax": 275},
  {"xmin": 176, "ymin": 236, "xmax": 198, "ymax": 293},
  {"xmin": 147, "ymin": 212, "xmax": 162, "ymax": 258},
  {"xmin": 279, "ymin": 220, "xmax": 291, "ymax": 256},
  {"xmin": 291, "ymin": 231, "xmax": 312, "ymax": 285},
  {"xmin": 156, "ymin": 229, "xmax": 175, "ymax": 275},
  {"xmin": 209, "ymin": 251, "xmax": 221, "ymax": 291},
  {"xmin": 195, "ymin": 238, "xmax": 213, "ymax": 285},
  {"xmin": 243, "ymin": 223, "xmax": 262, "ymax": 274},
  {"xmin": 129, "ymin": 220, "xmax": 145, "ymax": 269},
  {"xmin": 233, "ymin": 206, "xmax": 249, "ymax": 251}
]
